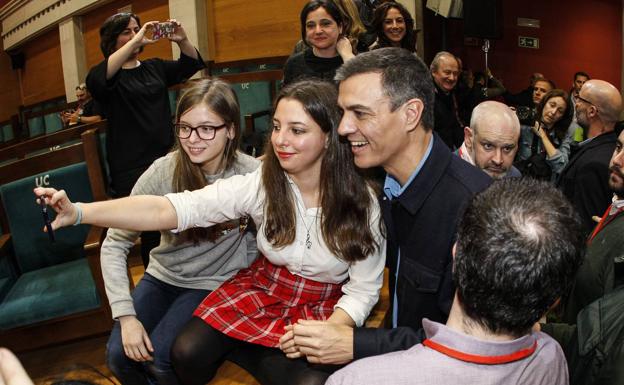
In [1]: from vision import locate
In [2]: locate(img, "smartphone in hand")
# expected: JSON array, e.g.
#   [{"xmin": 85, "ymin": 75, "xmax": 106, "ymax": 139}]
[
  {"xmin": 152, "ymin": 22, "xmax": 174, "ymax": 40},
  {"xmin": 39, "ymin": 196, "xmax": 55, "ymax": 243}
]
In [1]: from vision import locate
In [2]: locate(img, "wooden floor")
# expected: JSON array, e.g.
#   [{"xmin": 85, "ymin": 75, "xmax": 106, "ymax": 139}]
[{"xmin": 15, "ymin": 262, "xmax": 259, "ymax": 385}]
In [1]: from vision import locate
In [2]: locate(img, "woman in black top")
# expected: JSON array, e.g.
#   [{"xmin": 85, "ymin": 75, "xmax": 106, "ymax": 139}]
[
  {"xmin": 87, "ymin": 13, "xmax": 205, "ymax": 268},
  {"xmin": 87, "ymin": 12, "xmax": 205, "ymax": 198},
  {"xmin": 283, "ymin": 1, "xmax": 355, "ymax": 85}
]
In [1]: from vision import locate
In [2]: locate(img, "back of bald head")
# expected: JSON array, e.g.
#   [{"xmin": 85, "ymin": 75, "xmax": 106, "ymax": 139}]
[
  {"xmin": 583, "ymin": 79, "xmax": 623, "ymax": 124},
  {"xmin": 470, "ymin": 101, "xmax": 521, "ymax": 137}
]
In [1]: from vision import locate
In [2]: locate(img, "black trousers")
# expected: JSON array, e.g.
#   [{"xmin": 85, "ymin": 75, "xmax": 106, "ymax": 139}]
[{"xmin": 171, "ymin": 317, "xmax": 341, "ymax": 385}]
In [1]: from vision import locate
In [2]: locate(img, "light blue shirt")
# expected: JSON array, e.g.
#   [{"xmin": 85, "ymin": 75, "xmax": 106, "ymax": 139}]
[{"xmin": 383, "ymin": 135, "xmax": 434, "ymax": 327}]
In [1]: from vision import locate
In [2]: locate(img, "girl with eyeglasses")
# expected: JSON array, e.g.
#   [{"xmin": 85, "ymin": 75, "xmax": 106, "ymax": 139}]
[
  {"xmin": 35, "ymin": 79, "xmax": 385, "ymax": 385},
  {"xmin": 90, "ymin": 79, "xmax": 259, "ymax": 385}
]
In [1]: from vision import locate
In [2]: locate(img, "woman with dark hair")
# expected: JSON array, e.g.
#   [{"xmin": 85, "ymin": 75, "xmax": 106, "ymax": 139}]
[
  {"xmin": 100, "ymin": 79, "xmax": 259, "ymax": 385},
  {"xmin": 516, "ymin": 89, "xmax": 575, "ymax": 181},
  {"xmin": 87, "ymin": 12, "xmax": 205, "ymax": 268},
  {"xmin": 87, "ymin": 13, "xmax": 205, "ymax": 198},
  {"xmin": 35, "ymin": 80, "xmax": 384, "ymax": 385},
  {"xmin": 283, "ymin": 1, "xmax": 356, "ymax": 85},
  {"xmin": 369, "ymin": 2, "xmax": 416, "ymax": 52}
]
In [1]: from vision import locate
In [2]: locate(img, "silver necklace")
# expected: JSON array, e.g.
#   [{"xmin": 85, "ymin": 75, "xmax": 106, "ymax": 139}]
[{"xmin": 295, "ymin": 202, "xmax": 316, "ymax": 249}]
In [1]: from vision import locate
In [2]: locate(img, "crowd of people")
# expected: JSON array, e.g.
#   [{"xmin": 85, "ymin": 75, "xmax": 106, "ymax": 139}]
[{"xmin": 6, "ymin": 1, "xmax": 623, "ymax": 385}]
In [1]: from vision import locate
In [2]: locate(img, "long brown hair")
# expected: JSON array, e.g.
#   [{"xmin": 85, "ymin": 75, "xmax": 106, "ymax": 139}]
[
  {"xmin": 262, "ymin": 80, "xmax": 379, "ymax": 262},
  {"xmin": 536, "ymin": 88, "xmax": 572, "ymax": 142},
  {"xmin": 172, "ymin": 78, "xmax": 241, "ymax": 243}
]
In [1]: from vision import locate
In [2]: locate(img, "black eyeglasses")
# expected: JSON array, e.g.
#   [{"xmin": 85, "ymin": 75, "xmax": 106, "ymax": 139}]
[
  {"xmin": 574, "ymin": 94, "xmax": 597, "ymax": 108},
  {"xmin": 174, "ymin": 123, "xmax": 227, "ymax": 140}
]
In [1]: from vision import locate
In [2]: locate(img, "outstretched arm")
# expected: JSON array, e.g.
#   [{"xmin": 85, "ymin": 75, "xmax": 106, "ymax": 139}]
[{"xmin": 34, "ymin": 187, "xmax": 177, "ymax": 232}]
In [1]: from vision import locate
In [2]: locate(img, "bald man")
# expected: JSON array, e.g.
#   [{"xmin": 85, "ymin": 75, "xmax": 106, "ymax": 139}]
[
  {"xmin": 558, "ymin": 79, "xmax": 623, "ymax": 233},
  {"xmin": 457, "ymin": 101, "xmax": 521, "ymax": 179}
]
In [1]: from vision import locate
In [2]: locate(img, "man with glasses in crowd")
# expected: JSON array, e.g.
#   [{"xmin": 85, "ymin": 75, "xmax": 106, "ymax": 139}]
[
  {"xmin": 61, "ymin": 83, "xmax": 103, "ymax": 126},
  {"xmin": 558, "ymin": 79, "xmax": 623, "ymax": 234}
]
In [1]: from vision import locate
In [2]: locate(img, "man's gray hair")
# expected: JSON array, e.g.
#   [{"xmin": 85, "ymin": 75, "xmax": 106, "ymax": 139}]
[
  {"xmin": 335, "ymin": 47, "xmax": 434, "ymax": 130},
  {"xmin": 429, "ymin": 51, "xmax": 457, "ymax": 73}
]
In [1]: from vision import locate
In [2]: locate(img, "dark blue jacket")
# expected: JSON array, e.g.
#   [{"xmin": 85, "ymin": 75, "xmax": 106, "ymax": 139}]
[{"xmin": 354, "ymin": 133, "xmax": 491, "ymax": 358}]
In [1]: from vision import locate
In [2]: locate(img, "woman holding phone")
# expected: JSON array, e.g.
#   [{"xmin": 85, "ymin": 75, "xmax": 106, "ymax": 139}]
[
  {"xmin": 87, "ymin": 12, "xmax": 205, "ymax": 267},
  {"xmin": 283, "ymin": 1, "xmax": 356, "ymax": 85}
]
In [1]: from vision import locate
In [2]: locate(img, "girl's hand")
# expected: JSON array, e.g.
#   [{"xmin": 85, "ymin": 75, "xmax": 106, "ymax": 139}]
[
  {"xmin": 120, "ymin": 316, "xmax": 154, "ymax": 362},
  {"xmin": 33, "ymin": 187, "xmax": 78, "ymax": 230},
  {"xmin": 278, "ymin": 325, "xmax": 303, "ymax": 359},
  {"xmin": 167, "ymin": 19, "xmax": 188, "ymax": 43}
]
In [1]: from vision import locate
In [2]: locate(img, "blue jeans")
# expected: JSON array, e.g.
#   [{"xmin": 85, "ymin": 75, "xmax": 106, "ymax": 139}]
[{"xmin": 106, "ymin": 273, "xmax": 210, "ymax": 385}]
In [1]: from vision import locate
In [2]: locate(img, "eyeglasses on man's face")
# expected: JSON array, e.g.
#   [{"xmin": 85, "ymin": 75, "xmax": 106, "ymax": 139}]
[
  {"xmin": 574, "ymin": 93, "xmax": 596, "ymax": 108},
  {"xmin": 174, "ymin": 122, "xmax": 227, "ymax": 140}
]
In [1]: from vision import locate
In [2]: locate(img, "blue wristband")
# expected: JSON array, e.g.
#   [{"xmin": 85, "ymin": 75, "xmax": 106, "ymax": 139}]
[{"xmin": 72, "ymin": 203, "xmax": 83, "ymax": 226}]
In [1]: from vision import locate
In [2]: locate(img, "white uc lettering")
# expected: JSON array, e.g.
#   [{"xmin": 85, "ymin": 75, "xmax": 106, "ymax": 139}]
[{"xmin": 35, "ymin": 174, "xmax": 50, "ymax": 187}]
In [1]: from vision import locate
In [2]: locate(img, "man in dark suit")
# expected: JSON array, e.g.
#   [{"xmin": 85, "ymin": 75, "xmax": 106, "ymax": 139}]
[
  {"xmin": 558, "ymin": 79, "xmax": 623, "ymax": 234},
  {"xmin": 280, "ymin": 48, "xmax": 491, "ymax": 367}
]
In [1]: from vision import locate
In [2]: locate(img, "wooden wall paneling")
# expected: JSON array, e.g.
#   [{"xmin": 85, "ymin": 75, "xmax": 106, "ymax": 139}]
[
  {"xmin": 0, "ymin": 45, "xmax": 22, "ymax": 122},
  {"xmin": 206, "ymin": 0, "xmax": 307, "ymax": 63},
  {"xmin": 83, "ymin": 0, "xmax": 172, "ymax": 71},
  {"xmin": 20, "ymin": 28, "xmax": 65, "ymax": 107}
]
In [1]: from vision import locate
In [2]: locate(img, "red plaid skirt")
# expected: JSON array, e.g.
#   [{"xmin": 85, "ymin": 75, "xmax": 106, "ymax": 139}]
[{"xmin": 193, "ymin": 255, "xmax": 344, "ymax": 347}]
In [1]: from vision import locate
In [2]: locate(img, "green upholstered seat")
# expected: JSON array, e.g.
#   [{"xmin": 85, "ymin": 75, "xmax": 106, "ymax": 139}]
[
  {"xmin": 168, "ymin": 89, "xmax": 179, "ymax": 119},
  {"xmin": 0, "ymin": 162, "xmax": 101, "ymax": 329},
  {"xmin": 233, "ymin": 81, "xmax": 273, "ymax": 134},
  {"xmin": 212, "ymin": 66, "xmax": 242, "ymax": 76},
  {"xmin": 0, "ymin": 258, "xmax": 99, "ymax": 329},
  {"xmin": 44, "ymin": 113, "xmax": 64, "ymax": 134},
  {"xmin": 0, "ymin": 163, "xmax": 92, "ymax": 273},
  {"xmin": 28, "ymin": 116, "xmax": 45, "ymax": 137},
  {"xmin": 0, "ymin": 255, "xmax": 17, "ymax": 302},
  {"xmin": 0, "ymin": 277, "xmax": 13, "ymax": 302},
  {"xmin": 3, "ymin": 123, "xmax": 14, "ymax": 142}
]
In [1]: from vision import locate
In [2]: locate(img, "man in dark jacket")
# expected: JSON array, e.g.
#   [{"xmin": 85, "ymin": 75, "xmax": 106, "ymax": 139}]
[
  {"xmin": 280, "ymin": 48, "xmax": 490, "ymax": 365},
  {"xmin": 430, "ymin": 51, "xmax": 464, "ymax": 149},
  {"xmin": 542, "ymin": 128, "xmax": 624, "ymax": 385},
  {"xmin": 557, "ymin": 79, "xmax": 623, "ymax": 234}
]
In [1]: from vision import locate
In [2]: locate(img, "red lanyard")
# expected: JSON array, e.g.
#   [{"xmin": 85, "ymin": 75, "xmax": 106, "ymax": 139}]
[
  {"xmin": 588, "ymin": 205, "xmax": 624, "ymax": 245},
  {"xmin": 422, "ymin": 338, "xmax": 537, "ymax": 365}
]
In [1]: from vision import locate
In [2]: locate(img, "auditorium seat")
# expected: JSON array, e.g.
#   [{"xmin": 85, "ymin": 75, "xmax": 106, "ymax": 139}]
[{"xmin": 0, "ymin": 128, "xmax": 112, "ymax": 352}]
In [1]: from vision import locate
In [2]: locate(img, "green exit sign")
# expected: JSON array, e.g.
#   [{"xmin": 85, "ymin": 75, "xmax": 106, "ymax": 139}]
[{"xmin": 518, "ymin": 36, "xmax": 539, "ymax": 49}]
